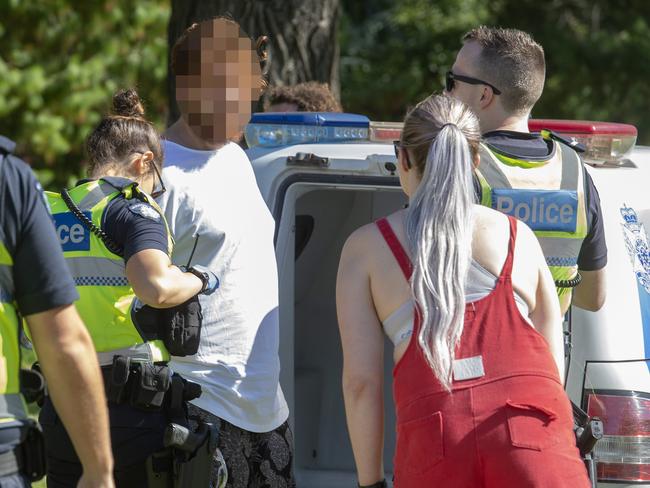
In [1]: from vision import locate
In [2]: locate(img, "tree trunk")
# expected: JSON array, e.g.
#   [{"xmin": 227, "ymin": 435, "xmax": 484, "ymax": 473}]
[{"xmin": 167, "ymin": 0, "xmax": 341, "ymax": 123}]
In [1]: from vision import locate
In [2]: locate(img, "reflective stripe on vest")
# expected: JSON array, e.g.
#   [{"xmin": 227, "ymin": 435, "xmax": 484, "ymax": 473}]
[
  {"xmin": 476, "ymin": 140, "xmax": 588, "ymax": 300},
  {"xmin": 0, "ymin": 243, "xmax": 28, "ymax": 421},
  {"xmin": 47, "ymin": 179, "xmax": 172, "ymax": 364},
  {"xmin": 65, "ymin": 256, "xmax": 129, "ymax": 287}
]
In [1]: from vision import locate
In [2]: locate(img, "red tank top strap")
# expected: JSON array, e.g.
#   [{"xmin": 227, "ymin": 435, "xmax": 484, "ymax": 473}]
[
  {"xmin": 498, "ymin": 216, "xmax": 518, "ymax": 281},
  {"xmin": 375, "ymin": 218, "xmax": 413, "ymax": 281}
]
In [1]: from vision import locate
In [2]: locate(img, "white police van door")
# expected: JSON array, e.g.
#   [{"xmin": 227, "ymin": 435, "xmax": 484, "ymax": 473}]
[
  {"xmin": 567, "ymin": 156, "xmax": 650, "ymax": 488},
  {"xmin": 249, "ymin": 139, "xmax": 405, "ymax": 488}
]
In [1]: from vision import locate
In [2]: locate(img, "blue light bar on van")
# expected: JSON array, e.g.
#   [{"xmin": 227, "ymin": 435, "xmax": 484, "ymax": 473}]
[{"xmin": 244, "ymin": 112, "xmax": 370, "ymax": 148}]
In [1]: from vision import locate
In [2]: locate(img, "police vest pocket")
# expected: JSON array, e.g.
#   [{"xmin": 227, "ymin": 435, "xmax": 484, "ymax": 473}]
[
  {"xmin": 395, "ymin": 411, "xmax": 444, "ymax": 475},
  {"xmin": 506, "ymin": 400, "xmax": 562, "ymax": 451}
]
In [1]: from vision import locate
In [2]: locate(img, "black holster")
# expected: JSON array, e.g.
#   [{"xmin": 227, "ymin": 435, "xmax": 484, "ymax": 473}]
[
  {"xmin": 103, "ymin": 357, "xmax": 172, "ymax": 410},
  {"xmin": 103, "ymin": 356, "xmax": 201, "ymax": 413},
  {"xmin": 132, "ymin": 295, "xmax": 203, "ymax": 357},
  {"xmin": 161, "ymin": 295, "xmax": 203, "ymax": 356},
  {"xmin": 146, "ymin": 421, "xmax": 219, "ymax": 488},
  {"xmin": 19, "ymin": 368, "xmax": 45, "ymax": 406},
  {"xmin": 19, "ymin": 420, "xmax": 46, "ymax": 482},
  {"xmin": 130, "ymin": 363, "xmax": 172, "ymax": 410}
]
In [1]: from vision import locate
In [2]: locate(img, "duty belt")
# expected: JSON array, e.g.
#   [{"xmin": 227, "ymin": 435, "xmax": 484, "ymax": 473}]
[
  {"xmin": 101, "ymin": 356, "xmax": 201, "ymax": 415},
  {"xmin": 96, "ymin": 344, "xmax": 156, "ymax": 366}
]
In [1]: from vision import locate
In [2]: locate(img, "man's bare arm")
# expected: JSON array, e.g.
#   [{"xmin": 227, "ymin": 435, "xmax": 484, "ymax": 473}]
[{"xmin": 572, "ymin": 268, "xmax": 606, "ymax": 312}]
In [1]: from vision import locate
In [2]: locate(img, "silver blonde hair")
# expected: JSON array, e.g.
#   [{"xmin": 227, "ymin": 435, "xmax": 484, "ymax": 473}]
[{"xmin": 401, "ymin": 94, "xmax": 480, "ymax": 390}]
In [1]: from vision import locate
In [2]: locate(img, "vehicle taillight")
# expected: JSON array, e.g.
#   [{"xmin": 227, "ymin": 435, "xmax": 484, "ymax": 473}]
[
  {"xmin": 586, "ymin": 392, "xmax": 650, "ymax": 482},
  {"xmin": 528, "ymin": 119, "xmax": 637, "ymax": 165},
  {"xmin": 369, "ymin": 121, "xmax": 403, "ymax": 142}
]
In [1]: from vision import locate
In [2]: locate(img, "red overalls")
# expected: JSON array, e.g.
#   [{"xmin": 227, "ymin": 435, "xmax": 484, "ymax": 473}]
[{"xmin": 376, "ymin": 216, "xmax": 590, "ymax": 488}]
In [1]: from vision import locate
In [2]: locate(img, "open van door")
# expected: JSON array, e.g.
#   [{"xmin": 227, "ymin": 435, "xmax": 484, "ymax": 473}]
[{"xmin": 247, "ymin": 121, "xmax": 404, "ymax": 486}]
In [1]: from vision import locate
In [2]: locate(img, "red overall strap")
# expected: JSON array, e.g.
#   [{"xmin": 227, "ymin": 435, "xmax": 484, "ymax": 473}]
[
  {"xmin": 498, "ymin": 216, "xmax": 518, "ymax": 281},
  {"xmin": 375, "ymin": 218, "xmax": 413, "ymax": 280}
]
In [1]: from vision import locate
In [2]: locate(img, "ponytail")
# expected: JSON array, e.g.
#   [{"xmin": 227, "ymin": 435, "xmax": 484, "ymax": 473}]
[{"xmin": 401, "ymin": 95, "xmax": 480, "ymax": 390}]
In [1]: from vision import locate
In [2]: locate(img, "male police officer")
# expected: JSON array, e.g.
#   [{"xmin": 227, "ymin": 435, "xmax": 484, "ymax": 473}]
[
  {"xmin": 0, "ymin": 136, "xmax": 114, "ymax": 487},
  {"xmin": 448, "ymin": 26, "xmax": 607, "ymax": 315}
]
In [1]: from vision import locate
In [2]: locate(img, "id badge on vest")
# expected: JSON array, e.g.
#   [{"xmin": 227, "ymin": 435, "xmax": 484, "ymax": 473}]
[{"xmin": 491, "ymin": 188, "xmax": 578, "ymax": 233}]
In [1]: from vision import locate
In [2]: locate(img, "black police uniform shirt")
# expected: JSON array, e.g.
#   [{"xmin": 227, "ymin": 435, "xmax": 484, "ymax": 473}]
[
  {"xmin": 481, "ymin": 130, "xmax": 607, "ymax": 272},
  {"xmin": 0, "ymin": 136, "xmax": 79, "ymax": 452},
  {"xmin": 97, "ymin": 178, "xmax": 169, "ymax": 262}
]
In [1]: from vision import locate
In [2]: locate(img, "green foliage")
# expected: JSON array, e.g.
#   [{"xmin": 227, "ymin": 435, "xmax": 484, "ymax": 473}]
[
  {"xmin": 491, "ymin": 0, "xmax": 650, "ymax": 143},
  {"xmin": 340, "ymin": 0, "xmax": 489, "ymax": 121},
  {"xmin": 2, "ymin": 0, "xmax": 650, "ymax": 189},
  {"xmin": 0, "ymin": 0, "xmax": 169, "ymax": 188},
  {"xmin": 341, "ymin": 0, "xmax": 650, "ymax": 143}
]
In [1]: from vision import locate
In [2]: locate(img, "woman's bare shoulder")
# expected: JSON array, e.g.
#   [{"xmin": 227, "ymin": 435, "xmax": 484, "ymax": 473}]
[
  {"xmin": 471, "ymin": 206, "xmax": 509, "ymax": 266},
  {"xmin": 473, "ymin": 206, "xmax": 542, "ymax": 257},
  {"xmin": 341, "ymin": 210, "xmax": 406, "ymax": 265}
]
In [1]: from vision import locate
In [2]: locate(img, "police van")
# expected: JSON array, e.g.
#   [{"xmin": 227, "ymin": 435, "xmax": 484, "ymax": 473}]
[{"xmin": 244, "ymin": 112, "xmax": 649, "ymax": 488}]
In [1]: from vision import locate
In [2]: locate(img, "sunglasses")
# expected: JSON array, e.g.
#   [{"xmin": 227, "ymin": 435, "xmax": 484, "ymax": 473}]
[
  {"xmin": 149, "ymin": 161, "xmax": 166, "ymax": 199},
  {"xmin": 445, "ymin": 70, "xmax": 502, "ymax": 95},
  {"xmin": 393, "ymin": 140, "xmax": 412, "ymax": 169}
]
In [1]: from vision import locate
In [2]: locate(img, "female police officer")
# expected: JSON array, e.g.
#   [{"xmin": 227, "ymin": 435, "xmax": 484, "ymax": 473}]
[{"xmin": 39, "ymin": 89, "xmax": 218, "ymax": 488}]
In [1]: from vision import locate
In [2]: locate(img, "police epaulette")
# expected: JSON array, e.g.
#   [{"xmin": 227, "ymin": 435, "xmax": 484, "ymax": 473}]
[{"xmin": 540, "ymin": 129, "xmax": 586, "ymax": 153}]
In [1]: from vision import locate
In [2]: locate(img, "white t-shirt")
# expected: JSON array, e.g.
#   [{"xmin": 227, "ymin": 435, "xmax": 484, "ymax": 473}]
[{"xmin": 158, "ymin": 140, "xmax": 289, "ymax": 433}]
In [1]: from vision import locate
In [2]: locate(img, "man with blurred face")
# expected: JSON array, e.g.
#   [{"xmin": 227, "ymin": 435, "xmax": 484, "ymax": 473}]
[
  {"xmin": 447, "ymin": 26, "xmax": 607, "ymax": 317},
  {"xmin": 160, "ymin": 17, "xmax": 294, "ymax": 488},
  {"xmin": 168, "ymin": 18, "xmax": 263, "ymax": 147}
]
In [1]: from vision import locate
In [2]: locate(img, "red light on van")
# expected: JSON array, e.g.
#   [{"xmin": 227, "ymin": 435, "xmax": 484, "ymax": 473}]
[
  {"xmin": 587, "ymin": 392, "xmax": 650, "ymax": 482},
  {"xmin": 528, "ymin": 119, "xmax": 637, "ymax": 165},
  {"xmin": 369, "ymin": 121, "xmax": 403, "ymax": 142}
]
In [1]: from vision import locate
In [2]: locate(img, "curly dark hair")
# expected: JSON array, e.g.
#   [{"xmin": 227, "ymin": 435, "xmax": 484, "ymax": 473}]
[{"xmin": 265, "ymin": 82, "xmax": 342, "ymax": 112}]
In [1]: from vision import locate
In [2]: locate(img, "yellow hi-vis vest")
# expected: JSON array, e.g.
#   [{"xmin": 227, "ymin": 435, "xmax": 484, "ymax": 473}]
[
  {"xmin": 47, "ymin": 178, "xmax": 173, "ymax": 366},
  {"xmin": 0, "ymin": 242, "xmax": 29, "ymax": 424},
  {"xmin": 475, "ymin": 137, "xmax": 588, "ymax": 309}
]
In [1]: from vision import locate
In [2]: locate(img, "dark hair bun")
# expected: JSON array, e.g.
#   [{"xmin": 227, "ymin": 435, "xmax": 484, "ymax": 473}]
[{"xmin": 112, "ymin": 88, "xmax": 145, "ymax": 118}]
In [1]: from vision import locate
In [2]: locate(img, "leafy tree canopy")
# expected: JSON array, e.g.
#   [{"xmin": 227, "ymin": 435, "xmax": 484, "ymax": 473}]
[
  {"xmin": 340, "ymin": 0, "xmax": 650, "ymax": 143},
  {"xmin": 1, "ymin": 0, "xmax": 649, "ymax": 189},
  {"xmin": 0, "ymin": 0, "xmax": 168, "ymax": 188}
]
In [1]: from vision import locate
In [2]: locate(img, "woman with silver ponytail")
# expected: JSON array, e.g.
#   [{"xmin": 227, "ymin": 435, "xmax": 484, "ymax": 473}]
[{"xmin": 337, "ymin": 94, "xmax": 590, "ymax": 488}]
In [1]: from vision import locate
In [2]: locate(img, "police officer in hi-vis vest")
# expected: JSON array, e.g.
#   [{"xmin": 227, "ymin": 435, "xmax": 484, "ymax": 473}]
[
  {"xmin": 447, "ymin": 26, "xmax": 607, "ymax": 316},
  {"xmin": 40, "ymin": 89, "xmax": 219, "ymax": 488},
  {"xmin": 0, "ymin": 135, "xmax": 114, "ymax": 487}
]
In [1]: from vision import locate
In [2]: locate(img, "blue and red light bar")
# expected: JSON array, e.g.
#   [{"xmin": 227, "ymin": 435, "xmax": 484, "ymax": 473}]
[{"xmin": 245, "ymin": 112, "xmax": 638, "ymax": 164}]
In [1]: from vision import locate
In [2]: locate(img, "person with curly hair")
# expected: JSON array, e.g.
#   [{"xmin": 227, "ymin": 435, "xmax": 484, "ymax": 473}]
[{"xmin": 265, "ymin": 81, "xmax": 342, "ymax": 112}]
